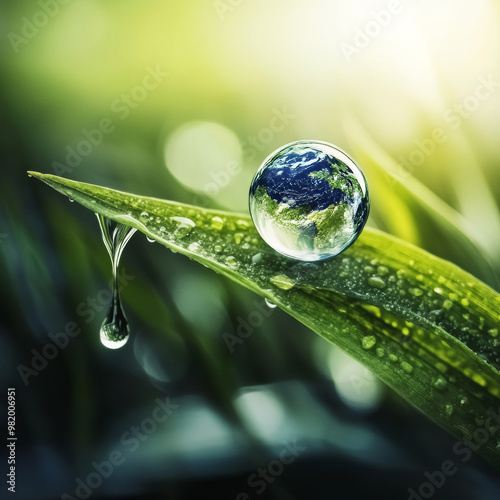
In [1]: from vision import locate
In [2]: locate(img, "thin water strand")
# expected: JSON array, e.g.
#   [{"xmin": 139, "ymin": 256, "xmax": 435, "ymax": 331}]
[{"xmin": 96, "ymin": 214, "xmax": 136, "ymax": 349}]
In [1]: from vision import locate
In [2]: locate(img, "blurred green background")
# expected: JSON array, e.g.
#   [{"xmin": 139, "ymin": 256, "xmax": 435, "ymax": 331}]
[{"xmin": 1, "ymin": 1, "xmax": 500, "ymax": 499}]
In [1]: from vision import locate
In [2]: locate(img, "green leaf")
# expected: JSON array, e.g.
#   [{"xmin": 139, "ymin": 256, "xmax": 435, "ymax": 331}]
[{"xmin": 29, "ymin": 171, "xmax": 500, "ymax": 468}]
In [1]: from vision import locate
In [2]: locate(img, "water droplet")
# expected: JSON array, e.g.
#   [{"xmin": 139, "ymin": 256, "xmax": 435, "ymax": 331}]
[
  {"xmin": 367, "ymin": 276, "xmax": 386, "ymax": 289},
  {"xmin": 433, "ymin": 376, "xmax": 447, "ymax": 390},
  {"xmin": 252, "ymin": 253, "xmax": 263, "ymax": 264},
  {"xmin": 443, "ymin": 299, "xmax": 453, "ymax": 310},
  {"xmin": 459, "ymin": 395, "xmax": 468, "ymax": 405},
  {"xmin": 234, "ymin": 233, "xmax": 243, "ymax": 245},
  {"xmin": 363, "ymin": 265, "xmax": 375, "ymax": 273},
  {"xmin": 461, "ymin": 298, "xmax": 470, "ymax": 307},
  {"xmin": 361, "ymin": 335, "xmax": 377, "ymax": 350},
  {"xmin": 434, "ymin": 287, "xmax": 443, "ymax": 294},
  {"xmin": 225, "ymin": 255, "xmax": 238, "ymax": 268},
  {"xmin": 400, "ymin": 361, "xmax": 413, "ymax": 373},
  {"xmin": 376, "ymin": 347, "xmax": 385, "ymax": 357},
  {"xmin": 265, "ymin": 298, "xmax": 277, "ymax": 309},
  {"xmin": 377, "ymin": 265, "xmax": 389, "ymax": 276},
  {"xmin": 488, "ymin": 328, "xmax": 498, "ymax": 338},
  {"xmin": 146, "ymin": 236, "xmax": 155, "ymax": 243},
  {"xmin": 214, "ymin": 244, "xmax": 223, "ymax": 253},
  {"xmin": 171, "ymin": 216, "xmax": 195, "ymax": 239},
  {"xmin": 68, "ymin": 197, "xmax": 75, "ymax": 203},
  {"xmin": 248, "ymin": 141, "xmax": 369, "ymax": 261},
  {"xmin": 188, "ymin": 242, "xmax": 200, "ymax": 253},
  {"xmin": 388, "ymin": 353, "xmax": 399, "ymax": 363},
  {"xmin": 409, "ymin": 288, "xmax": 423, "ymax": 297},
  {"xmin": 27, "ymin": 173, "xmax": 33, "ymax": 177},
  {"xmin": 445, "ymin": 404, "xmax": 454, "ymax": 416},
  {"xmin": 270, "ymin": 274, "xmax": 295, "ymax": 290},
  {"xmin": 236, "ymin": 219, "xmax": 250, "ymax": 230},
  {"xmin": 211, "ymin": 216, "xmax": 224, "ymax": 230},
  {"xmin": 96, "ymin": 214, "xmax": 136, "ymax": 349},
  {"xmin": 140, "ymin": 211, "xmax": 149, "ymax": 218}
]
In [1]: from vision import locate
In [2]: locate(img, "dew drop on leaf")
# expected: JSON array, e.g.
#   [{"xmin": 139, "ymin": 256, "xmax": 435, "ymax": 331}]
[
  {"xmin": 361, "ymin": 335, "xmax": 376, "ymax": 350},
  {"xmin": 367, "ymin": 276, "xmax": 386, "ymax": 289}
]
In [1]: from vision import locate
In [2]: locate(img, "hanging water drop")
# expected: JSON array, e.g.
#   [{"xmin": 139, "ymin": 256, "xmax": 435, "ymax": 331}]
[
  {"xmin": 265, "ymin": 298, "xmax": 277, "ymax": 309},
  {"xmin": 146, "ymin": 236, "xmax": 156, "ymax": 243},
  {"xmin": 96, "ymin": 214, "xmax": 136, "ymax": 349},
  {"xmin": 68, "ymin": 197, "xmax": 75, "ymax": 203}
]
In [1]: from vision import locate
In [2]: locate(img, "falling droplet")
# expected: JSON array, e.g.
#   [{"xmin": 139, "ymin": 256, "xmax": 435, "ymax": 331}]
[
  {"xmin": 265, "ymin": 298, "xmax": 277, "ymax": 309},
  {"xmin": 96, "ymin": 214, "xmax": 136, "ymax": 349}
]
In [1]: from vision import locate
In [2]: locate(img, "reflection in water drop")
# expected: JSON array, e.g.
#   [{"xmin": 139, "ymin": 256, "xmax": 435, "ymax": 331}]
[
  {"xmin": 265, "ymin": 298, "xmax": 277, "ymax": 309},
  {"xmin": 96, "ymin": 214, "xmax": 137, "ymax": 349}
]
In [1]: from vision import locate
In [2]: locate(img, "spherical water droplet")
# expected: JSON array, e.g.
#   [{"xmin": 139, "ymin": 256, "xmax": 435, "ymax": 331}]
[
  {"xmin": 388, "ymin": 353, "xmax": 399, "ymax": 363},
  {"xmin": 400, "ymin": 361, "xmax": 413, "ymax": 373},
  {"xmin": 146, "ymin": 236, "xmax": 155, "ymax": 243},
  {"xmin": 367, "ymin": 276, "xmax": 386, "ymax": 289},
  {"xmin": 225, "ymin": 255, "xmax": 238, "ymax": 268},
  {"xmin": 265, "ymin": 298, "xmax": 277, "ymax": 309},
  {"xmin": 68, "ymin": 197, "xmax": 75, "ymax": 203},
  {"xmin": 249, "ymin": 141, "xmax": 369, "ymax": 261},
  {"xmin": 409, "ymin": 288, "xmax": 423, "ymax": 297},
  {"xmin": 443, "ymin": 299, "xmax": 453, "ymax": 310},
  {"xmin": 376, "ymin": 347, "xmax": 385, "ymax": 357},
  {"xmin": 214, "ymin": 244, "xmax": 223, "ymax": 253},
  {"xmin": 361, "ymin": 335, "xmax": 376, "ymax": 350},
  {"xmin": 445, "ymin": 404, "xmax": 454, "ymax": 416},
  {"xmin": 27, "ymin": 173, "xmax": 33, "ymax": 177},
  {"xmin": 140, "ymin": 211, "xmax": 149, "ymax": 218}
]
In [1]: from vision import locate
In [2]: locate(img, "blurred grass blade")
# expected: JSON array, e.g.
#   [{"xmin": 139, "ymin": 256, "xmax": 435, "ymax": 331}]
[
  {"xmin": 343, "ymin": 117, "xmax": 499, "ymax": 288},
  {"xmin": 29, "ymin": 171, "xmax": 500, "ymax": 468}
]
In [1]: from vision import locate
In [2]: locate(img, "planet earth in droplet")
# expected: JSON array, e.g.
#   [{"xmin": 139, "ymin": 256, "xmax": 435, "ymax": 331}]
[{"xmin": 249, "ymin": 141, "xmax": 369, "ymax": 261}]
